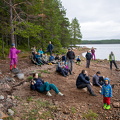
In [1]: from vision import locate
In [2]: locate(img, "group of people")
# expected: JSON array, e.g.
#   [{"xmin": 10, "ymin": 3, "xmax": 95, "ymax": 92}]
[
  {"xmin": 76, "ymin": 70, "xmax": 112, "ymax": 110},
  {"xmin": 8, "ymin": 43, "xmax": 118, "ymax": 110},
  {"xmin": 85, "ymin": 47, "xmax": 119, "ymax": 70}
]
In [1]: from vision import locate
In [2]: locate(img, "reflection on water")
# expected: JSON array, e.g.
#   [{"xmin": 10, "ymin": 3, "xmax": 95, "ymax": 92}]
[{"xmin": 78, "ymin": 44, "xmax": 120, "ymax": 61}]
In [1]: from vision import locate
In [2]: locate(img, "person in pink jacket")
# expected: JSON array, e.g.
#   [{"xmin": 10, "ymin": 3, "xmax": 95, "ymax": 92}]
[{"xmin": 9, "ymin": 43, "xmax": 21, "ymax": 70}]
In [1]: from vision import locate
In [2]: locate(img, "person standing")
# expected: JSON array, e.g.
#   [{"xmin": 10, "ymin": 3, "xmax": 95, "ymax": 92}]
[
  {"xmin": 9, "ymin": 43, "xmax": 21, "ymax": 70},
  {"xmin": 76, "ymin": 70, "xmax": 97, "ymax": 96},
  {"xmin": 101, "ymin": 78, "xmax": 112, "ymax": 110},
  {"xmin": 66, "ymin": 48, "xmax": 75, "ymax": 72},
  {"xmin": 46, "ymin": 41, "xmax": 54, "ymax": 56},
  {"xmin": 91, "ymin": 47, "xmax": 96, "ymax": 60},
  {"xmin": 85, "ymin": 50, "xmax": 92, "ymax": 68},
  {"xmin": 109, "ymin": 51, "xmax": 119, "ymax": 70}
]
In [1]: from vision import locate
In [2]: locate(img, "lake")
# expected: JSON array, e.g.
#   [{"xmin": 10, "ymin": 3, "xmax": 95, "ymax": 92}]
[{"xmin": 77, "ymin": 44, "xmax": 120, "ymax": 61}]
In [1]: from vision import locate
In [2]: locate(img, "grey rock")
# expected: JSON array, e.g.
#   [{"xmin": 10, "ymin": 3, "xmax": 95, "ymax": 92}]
[
  {"xmin": 11, "ymin": 68, "xmax": 20, "ymax": 74},
  {"xmin": 0, "ymin": 104, "xmax": 3, "ymax": 108},
  {"xmin": 8, "ymin": 109, "xmax": 14, "ymax": 116},
  {"xmin": 0, "ymin": 95, "xmax": 4, "ymax": 100},
  {"xmin": 16, "ymin": 73, "xmax": 24, "ymax": 80},
  {"xmin": 5, "ymin": 77, "xmax": 15, "ymax": 82}
]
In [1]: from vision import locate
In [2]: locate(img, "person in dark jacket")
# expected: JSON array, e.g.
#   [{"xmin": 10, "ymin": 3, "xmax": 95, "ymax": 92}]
[
  {"xmin": 76, "ymin": 70, "xmax": 97, "ymax": 96},
  {"xmin": 92, "ymin": 71, "xmax": 104, "ymax": 87},
  {"xmin": 85, "ymin": 50, "xmax": 92, "ymax": 68},
  {"xmin": 66, "ymin": 48, "xmax": 75, "ymax": 72},
  {"xmin": 46, "ymin": 41, "xmax": 54, "ymax": 56},
  {"xmin": 30, "ymin": 73, "xmax": 64, "ymax": 96}
]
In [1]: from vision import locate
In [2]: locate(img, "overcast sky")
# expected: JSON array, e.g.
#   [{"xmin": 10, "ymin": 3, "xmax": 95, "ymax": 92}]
[{"xmin": 61, "ymin": 0, "xmax": 120, "ymax": 40}]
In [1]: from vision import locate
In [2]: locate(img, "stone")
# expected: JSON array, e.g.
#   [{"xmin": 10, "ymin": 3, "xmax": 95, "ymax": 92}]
[
  {"xmin": 0, "ymin": 111, "xmax": 8, "ymax": 119},
  {"xmin": 14, "ymin": 117, "xmax": 21, "ymax": 120},
  {"xmin": 16, "ymin": 73, "xmax": 24, "ymax": 80},
  {"xmin": 113, "ymin": 102, "xmax": 120, "ymax": 108},
  {"xmin": 5, "ymin": 77, "xmax": 15, "ymax": 82},
  {"xmin": 0, "ymin": 104, "xmax": 3, "ymax": 108},
  {"xmin": 0, "ymin": 95, "xmax": 4, "ymax": 100},
  {"xmin": 8, "ymin": 109, "xmax": 14, "ymax": 116},
  {"xmin": 11, "ymin": 68, "xmax": 20, "ymax": 74}
]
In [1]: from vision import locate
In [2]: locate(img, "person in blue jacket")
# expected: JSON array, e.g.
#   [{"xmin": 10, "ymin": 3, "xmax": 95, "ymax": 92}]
[
  {"xmin": 76, "ymin": 70, "xmax": 97, "ymax": 96},
  {"xmin": 101, "ymin": 77, "xmax": 112, "ymax": 110},
  {"xmin": 30, "ymin": 73, "xmax": 64, "ymax": 96}
]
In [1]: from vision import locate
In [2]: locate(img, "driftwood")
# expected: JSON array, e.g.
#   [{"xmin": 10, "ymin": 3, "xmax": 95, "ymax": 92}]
[{"xmin": 12, "ymin": 79, "xmax": 30, "ymax": 88}]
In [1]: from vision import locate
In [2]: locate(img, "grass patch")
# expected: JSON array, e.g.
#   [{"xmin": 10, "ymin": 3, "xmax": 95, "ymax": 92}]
[
  {"xmin": 82, "ymin": 110, "xmax": 98, "ymax": 120},
  {"xmin": 39, "ymin": 70, "xmax": 51, "ymax": 74},
  {"xmin": 26, "ymin": 96, "xmax": 33, "ymax": 102},
  {"xmin": 27, "ymin": 76, "xmax": 33, "ymax": 80},
  {"xmin": 70, "ymin": 106, "xmax": 77, "ymax": 114}
]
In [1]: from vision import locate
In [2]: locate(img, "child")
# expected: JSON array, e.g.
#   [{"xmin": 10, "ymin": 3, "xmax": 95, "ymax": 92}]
[
  {"xmin": 38, "ymin": 48, "xmax": 44, "ymax": 57},
  {"xmin": 76, "ymin": 55, "xmax": 81, "ymax": 65},
  {"xmin": 101, "ymin": 78, "xmax": 112, "ymax": 110},
  {"xmin": 9, "ymin": 43, "xmax": 21, "ymax": 70}
]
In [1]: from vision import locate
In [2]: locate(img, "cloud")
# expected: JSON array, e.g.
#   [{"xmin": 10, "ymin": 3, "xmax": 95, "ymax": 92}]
[{"xmin": 61, "ymin": 0, "xmax": 120, "ymax": 40}]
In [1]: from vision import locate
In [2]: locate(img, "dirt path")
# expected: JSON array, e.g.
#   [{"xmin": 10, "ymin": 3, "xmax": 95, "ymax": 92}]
[{"xmin": 0, "ymin": 48, "xmax": 120, "ymax": 120}]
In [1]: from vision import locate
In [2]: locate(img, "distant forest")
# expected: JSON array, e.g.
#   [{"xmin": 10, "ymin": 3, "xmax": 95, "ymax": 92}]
[{"xmin": 81, "ymin": 39, "xmax": 120, "ymax": 44}]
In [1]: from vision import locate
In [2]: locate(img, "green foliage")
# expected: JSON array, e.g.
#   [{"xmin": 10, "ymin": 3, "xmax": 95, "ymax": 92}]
[
  {"xmin": 0, "ymin": 0, "xmax": 82, "ymax": 56},
  {"xmin": 82, "ymin": 110, "xmax": 98, "ymax": 120},
  {"xmin": 70, "ymin": 17, "xmax": 82, "ymax": 46}
]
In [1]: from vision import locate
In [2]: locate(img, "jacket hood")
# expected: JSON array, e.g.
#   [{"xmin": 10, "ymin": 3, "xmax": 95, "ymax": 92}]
[{"xmin": 104, "ymin": 77, "xmax": 110, "ymax": 84}]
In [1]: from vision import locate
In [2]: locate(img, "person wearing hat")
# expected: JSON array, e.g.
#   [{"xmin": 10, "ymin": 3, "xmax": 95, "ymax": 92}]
[
  {"xmin": 101, "ymin": 78, "xmax": 112, "ymax": 110},
  {"xmin": 9, "ymin": 43, "xmax": 21, "ymax": 70},
  {"xmin": 76, "ymin": 55, "xmax": 81, "ymax": 65},
  {"xmin": 92, "ymin": 71, "xmax": 104, "ymax": 87},
  {"xmin": 66, "ymin": 48, "xmax": 75, "ymax": 72}
]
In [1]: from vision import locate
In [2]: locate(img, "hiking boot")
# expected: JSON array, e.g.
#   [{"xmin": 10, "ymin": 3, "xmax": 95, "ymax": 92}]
[
  {"xmin": 105, "ymin": 105, "xmax": 111, "ymax": 110},
  {"xmin": 46, "ymin": 91, "xmax": 52, "ymax": 96},
  {"xmin": 103, "ymin": 103, "xmax": 107, "ymax": 109},
  {"xmin": 91, "ymin": 93, "xmax": 97, "ymax": 96},
  {"xmin": 58, "ymin": 92, "xmax": 64, "ymax": 96}
]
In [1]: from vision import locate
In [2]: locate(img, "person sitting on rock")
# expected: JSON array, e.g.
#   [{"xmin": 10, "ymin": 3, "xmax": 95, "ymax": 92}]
[
  {"xmin": 30, "ymin": 73, "xmax": 64, "ymax": 96},
  {"xmin": 76, "ymin": 70, "xmax": 97, "ymax": 96},
  {"xmin": 92, "ymin": 71, "xmax": 104, "ymax": 88}
]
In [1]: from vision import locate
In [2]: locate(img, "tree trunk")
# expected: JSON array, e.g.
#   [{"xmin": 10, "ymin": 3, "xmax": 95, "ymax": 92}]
[
  {"xmin": 2, "ymin": 35, "xmax": 5, "ymax": 58},
  {"xmin": 10, "ymin": 0, "xmax": 15, "ymax": 44}
]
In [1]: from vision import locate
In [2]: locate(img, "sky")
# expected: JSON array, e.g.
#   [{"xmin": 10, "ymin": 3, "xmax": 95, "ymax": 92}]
[{"xmin": 61, "ymin": 0, "xmax": 120, "ymax": 40}]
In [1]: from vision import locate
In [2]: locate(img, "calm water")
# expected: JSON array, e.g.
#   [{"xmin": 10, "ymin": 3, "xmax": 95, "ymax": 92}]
[{"xmin": 78, "ymin": 44, "xmax": 120, "ymax": 61}]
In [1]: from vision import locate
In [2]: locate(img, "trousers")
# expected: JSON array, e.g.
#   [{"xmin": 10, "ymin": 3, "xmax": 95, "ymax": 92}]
[
  {"xmin": 77, "ymin": 84, "xmax": 94, "ymax": 94},
  {"xmin": 10, "ymin": 58, "xmax": 17, "ymax": 65},
  {"xmin": 38, "ymin": 82, "xmax": 59, "ymax": 93},
  {"xmin": 110, "ymin": 60, "xmax": 118, "ymax": 69},
  {"xmin": 103, "ymin": 97, "xmax": 110, "ymax": 105}
]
